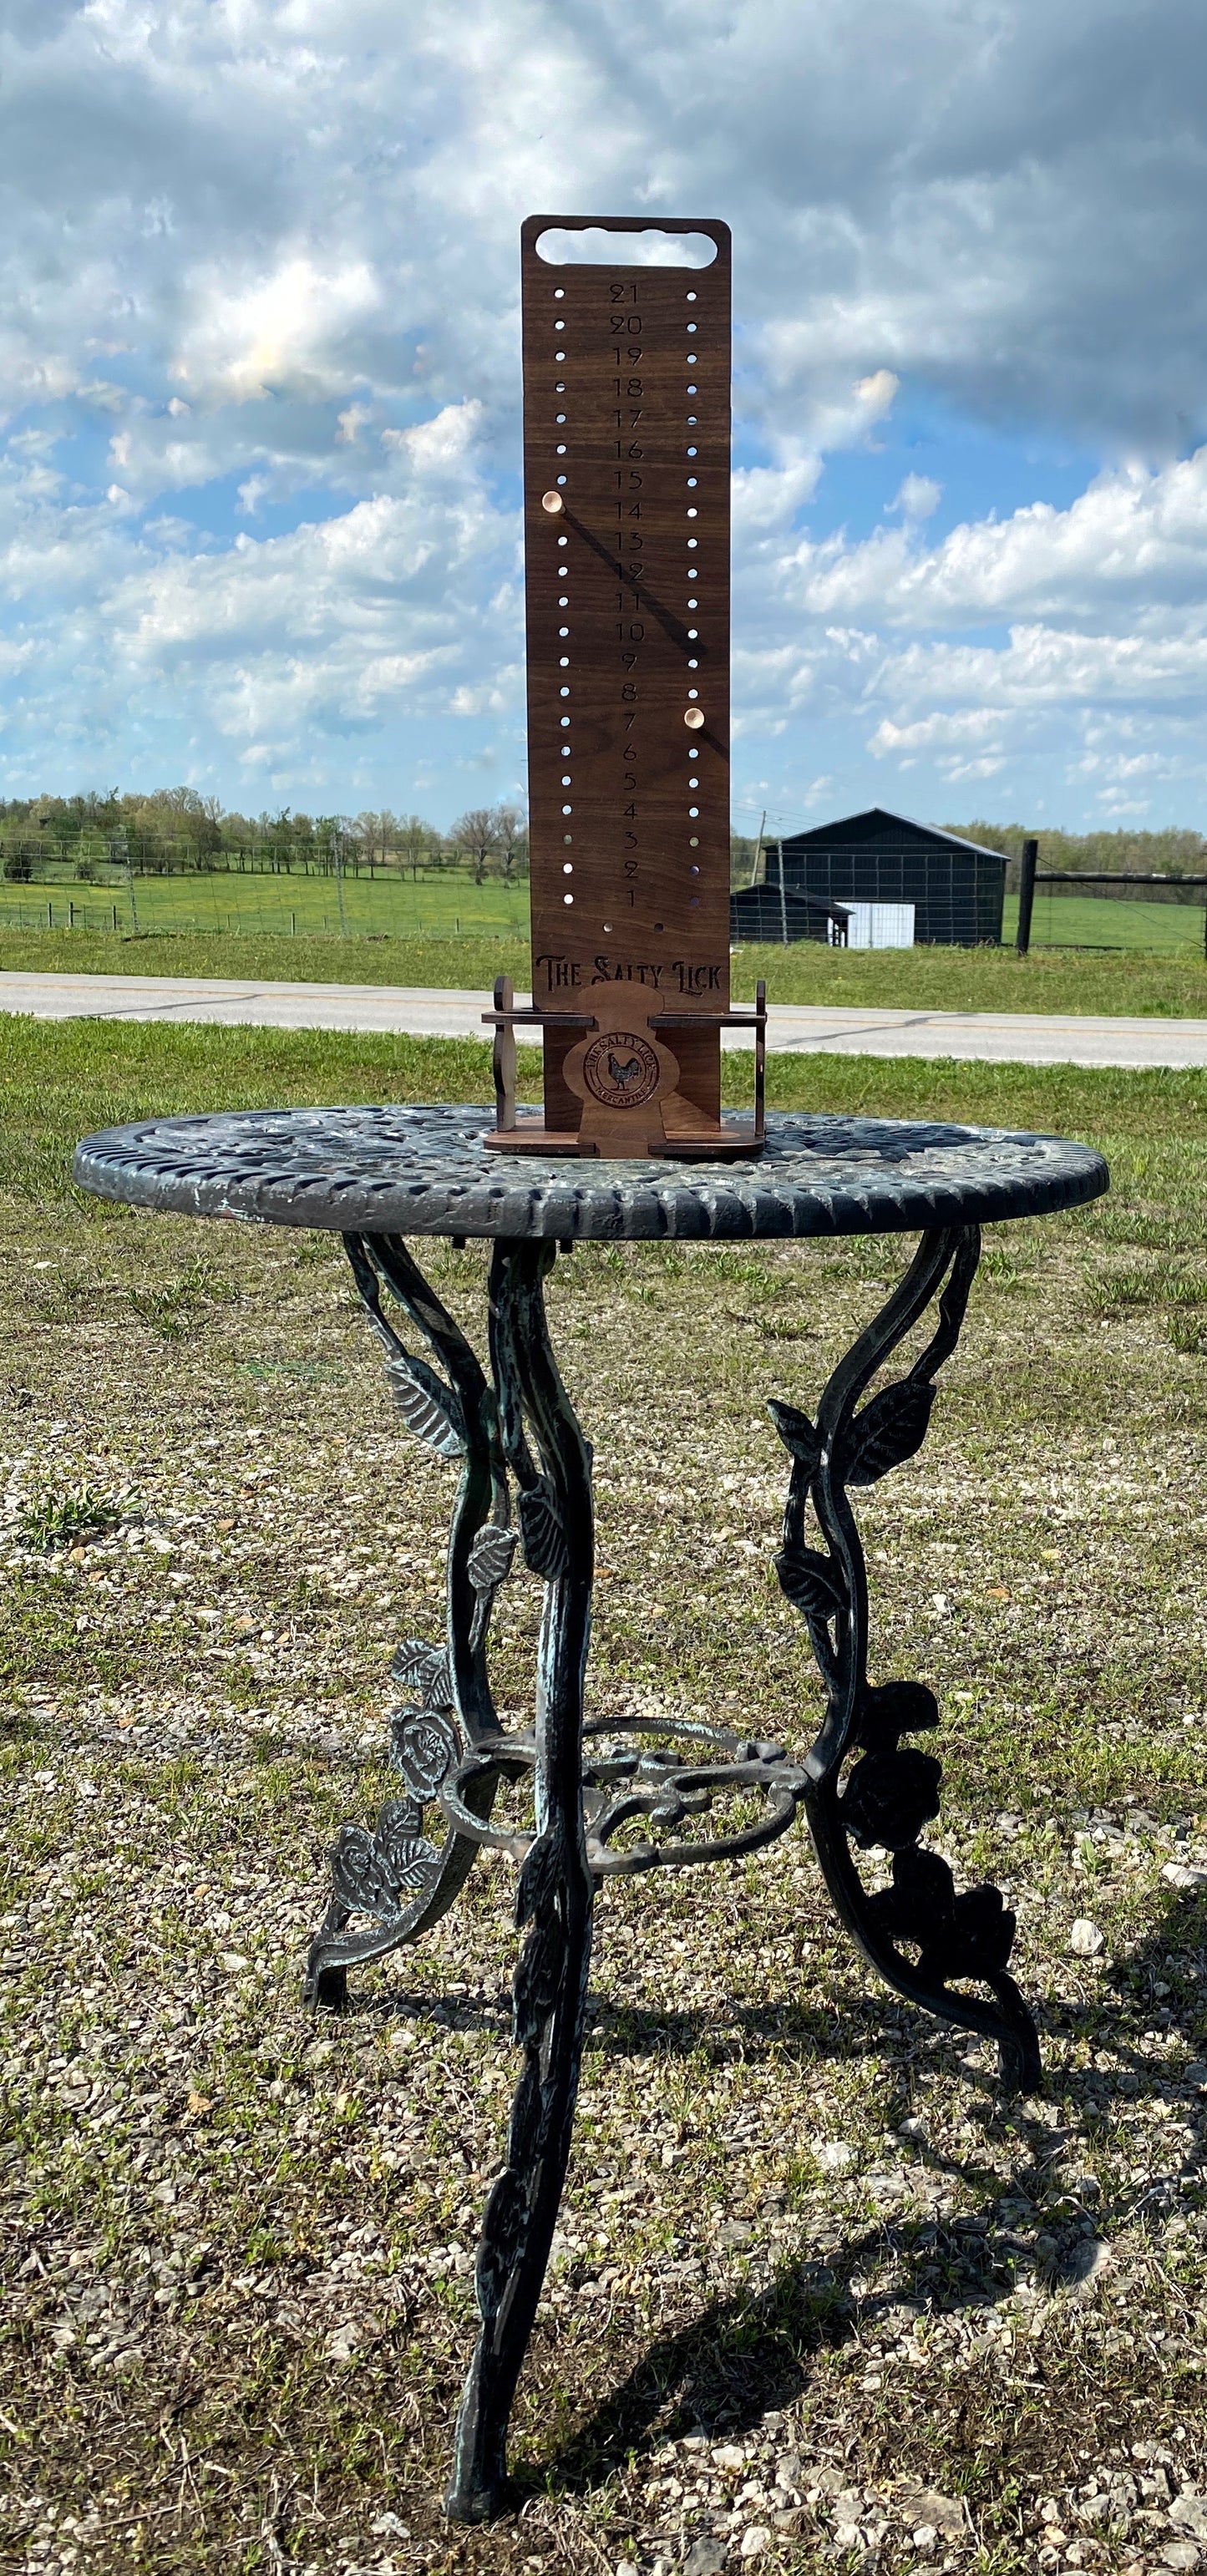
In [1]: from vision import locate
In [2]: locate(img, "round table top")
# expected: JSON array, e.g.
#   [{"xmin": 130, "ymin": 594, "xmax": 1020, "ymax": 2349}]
[{"xmin": 74, "ymin": 1105, "xmax": 1108, "ymax": 1241}]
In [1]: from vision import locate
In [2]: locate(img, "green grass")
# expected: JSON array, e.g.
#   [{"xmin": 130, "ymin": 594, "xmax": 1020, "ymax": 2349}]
[
  {"xmin": 1004, "ymin": 889, "xmax": 1207, "ymax": 953},
  {"xmin": 8, "ymin": 915, "xmax": 1207, "ymax": 1017},
  {"xmin": 3, "ymin": 1010, "xmax": 1205, "ymax": 1211},
  {"xmin": 2, "ymin": 1019, "xmax": 1207, "ymax": 2573},
  {"xmin": 0, "ymin": 864, "xmax": 530, "ymax": 945}
]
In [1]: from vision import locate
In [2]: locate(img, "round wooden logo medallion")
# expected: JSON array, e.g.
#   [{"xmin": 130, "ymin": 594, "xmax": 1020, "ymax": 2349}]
[{"xmin": 580, "ymin": 1030, "xmax": 661, "ymax": 1108}]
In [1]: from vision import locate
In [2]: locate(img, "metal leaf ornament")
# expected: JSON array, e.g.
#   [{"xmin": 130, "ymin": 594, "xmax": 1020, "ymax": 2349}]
[
  {"xmin": 374, "ymin": 1799, "xmax": 440, "ymax": 1891},
  {"xmin": 390, "ymin": 1638, "xmax": 453, "ymax": 1706},
  {"xmin": 386, "ymin": 1349, "xmax": 467, "ymax": 1458},
  {"xmin": 512, "ymin": 1918, "xmax": 564, "ymax": 2048},
  {"xmin": 855, "ymin": 1679, "xmax": 941, "ymax": 1752},
  {"xmin": 475, "ymin": 2168, "xmax": 530, "ymax": 2323},
  {"xmin": 843, "ymin": 1375, "xmax": 936, "ymax": 1487},
  {"xmin": 948, "ymin": 1884, "xmax": 1017, "ymax": 1977},
  {"xmin": 767, "ymin": 1397, "xmax": 821, "ymax": 1472},
  {"xmin": 838, "ymin": 1747, "xmax": 942, "ymax": 1849},
  {"xmin": 866, "ymin": 1843, "xmax": 956, "ymax": 1951},
  {"xmin": 506, "ymin": 2057, "xmax": 546, "ymax": 2168},
  {"xmin": 515, "ymin": 1831, "xmax": 561, "ymax": 1928},
  {"xmin": 468, "ymin": 1523, "xmax": 518, "ymax": 1594},
  {"xmin": 774, "ymin": 1544, "xmax": 844, "ymax": 1620},
  {"xmin": 518, "ymin": 1480, "xmax": 569, "ymax": 1579}
]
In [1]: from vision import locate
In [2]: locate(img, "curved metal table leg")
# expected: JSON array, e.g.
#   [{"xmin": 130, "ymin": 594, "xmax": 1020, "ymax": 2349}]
[
  {"xmin": 445, "ymin": 1241, "xmax": 596, "ymax": 2523},
  {"xmin": 770, "ymin": 1224, "xmax": 1041, "ymax": 2093}
]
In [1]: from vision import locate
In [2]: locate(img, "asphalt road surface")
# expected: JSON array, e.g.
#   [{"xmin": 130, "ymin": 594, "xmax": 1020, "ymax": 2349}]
[{"xmin": 4, "ymin": 970, "xmax": 1207, "ymax": 1067}]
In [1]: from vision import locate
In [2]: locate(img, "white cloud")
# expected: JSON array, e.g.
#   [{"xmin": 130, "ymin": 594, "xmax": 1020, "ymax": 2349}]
[
  {"xmin": 170, "ymin": 256, "xmax": 383, "ymax": 403},
  {"xmin": 3, "ymin": 0, "xmax": 1207, "ymax": 819},
  {"xmin": 889, "ymin": 473, "xmax": 941, "ymax": 520}
]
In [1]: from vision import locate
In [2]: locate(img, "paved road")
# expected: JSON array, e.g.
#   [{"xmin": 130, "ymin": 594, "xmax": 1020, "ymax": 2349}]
[{"xmin": 4, "ymin": 969, "xmax": 1207, "ymax": 1068}]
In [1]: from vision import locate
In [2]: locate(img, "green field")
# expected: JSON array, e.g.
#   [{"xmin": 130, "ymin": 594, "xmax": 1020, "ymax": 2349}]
[
  {"xmin": 4, "ymin": 868, "xmax": 1205, "ymax": 961},
  {"xmin": 1003, "ymin": 890, "xmax": 1207, "ymax": 952},
  {"xmin": 2, "ymin": 1016, "xmax": 1206, "ymax": 2573},
  {"xmin": 8, "ymin": 916, "xmax": 1207, "ymax": 1019},
  {"xmin": 0, "ymin": 865, "xmax": 529, "ymax": 946}
]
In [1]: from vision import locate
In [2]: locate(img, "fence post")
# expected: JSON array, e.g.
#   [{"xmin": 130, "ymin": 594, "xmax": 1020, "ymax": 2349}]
[
  {"xmin": 778, "ymin": 839, "xmax": 788, "ymax": 946},
  {"xmin": 1016, "ymin": 836, "xmax": 1037, "ymax": 956}
]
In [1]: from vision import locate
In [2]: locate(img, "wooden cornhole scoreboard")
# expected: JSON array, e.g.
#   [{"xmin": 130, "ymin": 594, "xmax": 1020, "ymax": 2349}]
[{"xmin": 488, "ymin": 216, "xmax": 766, "ymax": 1159}]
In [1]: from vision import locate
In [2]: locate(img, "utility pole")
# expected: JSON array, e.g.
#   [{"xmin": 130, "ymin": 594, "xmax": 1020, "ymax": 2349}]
[
  {"xmin": 1016, "ymin": 835, "xmax": 1037, "ymax": 956},
  {"xmin": 749, "ymin": 807, "xmax": 766, "ymax": 890}
]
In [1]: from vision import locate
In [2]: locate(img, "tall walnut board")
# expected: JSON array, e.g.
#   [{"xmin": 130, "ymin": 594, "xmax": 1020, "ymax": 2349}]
[{"xmin": 521, "ymin": 216, "xmax": 732, "ymax": 1134}]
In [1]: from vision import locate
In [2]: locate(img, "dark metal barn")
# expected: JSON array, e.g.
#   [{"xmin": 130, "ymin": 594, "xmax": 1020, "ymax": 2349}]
[{"xmin": 732, "ymin": 808, "xmax": 1007, "ymax": 947}]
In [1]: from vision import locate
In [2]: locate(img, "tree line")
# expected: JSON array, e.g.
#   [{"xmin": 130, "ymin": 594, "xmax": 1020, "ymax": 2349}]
[
  {"xmin": 951, "ymin": 819, "xmax": 1207, "ymax": 889},
  {"xmin": 0, "ymin": 789, "xmax": 529, "ymax": 885}
]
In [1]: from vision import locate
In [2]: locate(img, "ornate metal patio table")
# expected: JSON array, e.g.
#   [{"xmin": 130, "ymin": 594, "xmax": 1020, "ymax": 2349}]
[{"xmin": 74, "ymin": 1101, "xmax": 1107, "ymax": 2521}]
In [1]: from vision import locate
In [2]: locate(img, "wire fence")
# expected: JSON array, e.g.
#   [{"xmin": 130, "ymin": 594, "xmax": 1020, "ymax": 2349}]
[{"xmin": 1015, "ymin": 844, "xmax": 1207, "ymax": 956}]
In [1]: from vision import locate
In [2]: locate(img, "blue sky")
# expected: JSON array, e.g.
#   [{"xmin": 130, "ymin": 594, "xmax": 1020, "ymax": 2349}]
[{"xmin": 3, "ymin": 0, "xmax": 1207, "ymax": 837}]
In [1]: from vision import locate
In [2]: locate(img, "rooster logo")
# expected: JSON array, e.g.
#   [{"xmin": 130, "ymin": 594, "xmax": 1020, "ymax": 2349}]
[{"xmin": 581, "ymin": 1029, "xmax": 660, "ymax": 1107}]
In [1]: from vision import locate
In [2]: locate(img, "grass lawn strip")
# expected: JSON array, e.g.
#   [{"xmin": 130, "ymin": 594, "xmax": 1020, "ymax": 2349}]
[
  {"xmin": 8, "ymin": 924, "xmax": 1207, "ymax": 1020},
  {"xmin": 0, "ymin": 1024, "xmax": 1204, "ymax": 2573}
]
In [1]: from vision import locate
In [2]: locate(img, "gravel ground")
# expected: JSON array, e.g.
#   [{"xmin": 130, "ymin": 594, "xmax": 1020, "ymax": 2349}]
[{"xmin": 1, "ymin": 1030, "xmax": 1204, "ymax": 2575}]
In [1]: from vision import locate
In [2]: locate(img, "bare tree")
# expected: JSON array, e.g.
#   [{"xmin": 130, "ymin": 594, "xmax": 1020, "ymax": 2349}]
[
  {"xmin": 397, "ymin": 813, "xmax": 437, "ymax": 878},
  {"xmin": 450, "ymin": 806, "xmax": 500, "ymax": 885},
  {"xmin": 492, "ymin": 803, "xmax": 528, "ymax": 881}
]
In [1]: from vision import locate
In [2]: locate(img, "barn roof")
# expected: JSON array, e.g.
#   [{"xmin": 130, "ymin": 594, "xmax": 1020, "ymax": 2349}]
[{"xmin": 779, "ymin": 806, "xmax": 1007, "ymax": 864}]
